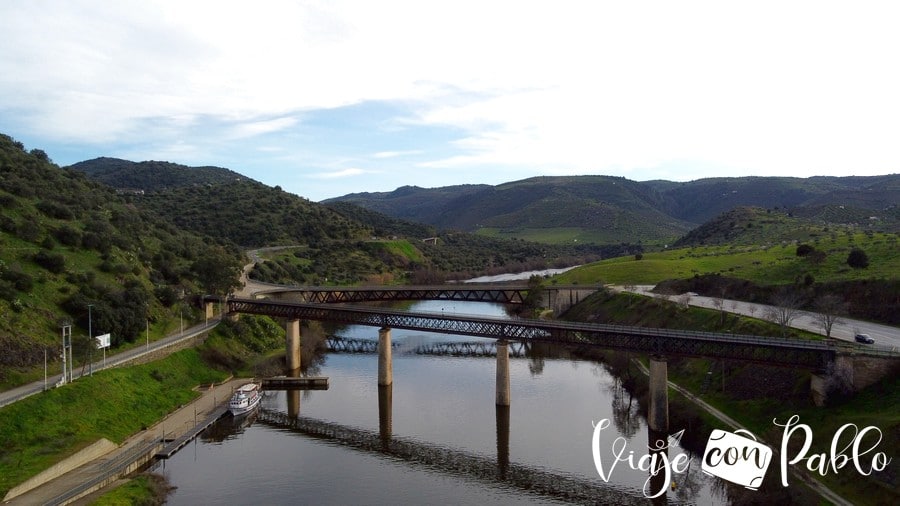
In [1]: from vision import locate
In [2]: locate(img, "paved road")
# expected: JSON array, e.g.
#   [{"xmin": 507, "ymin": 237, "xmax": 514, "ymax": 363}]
[
  {"xmin": 0, "ymin": 319, "xmax": 220, "ymax": 409},
  {"xmin": 614, "ymin": 285, "xmax": 900, "ymax": 351}
]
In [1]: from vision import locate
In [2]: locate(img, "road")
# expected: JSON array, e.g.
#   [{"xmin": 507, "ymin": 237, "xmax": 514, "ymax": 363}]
[
  {"xmin": 0, "ymin": 319, "xmax": 220, "ymax": 409},
  {"xmin": 614, "ymin": 285, "xmax": 900, "ymax": 351}
]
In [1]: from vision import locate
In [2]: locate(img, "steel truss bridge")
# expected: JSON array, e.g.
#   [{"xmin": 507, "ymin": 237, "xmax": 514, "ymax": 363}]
[
  {"xmin": 228, "ymin": 297, "xmax": 838, "ymax": 369},
  {"xmin": 326, "ymin": 336, "xmax": 529, "ymax": 358},
  {"xmin": 262, "ymin": 283, "xmax": 550, "ymax": 304}
]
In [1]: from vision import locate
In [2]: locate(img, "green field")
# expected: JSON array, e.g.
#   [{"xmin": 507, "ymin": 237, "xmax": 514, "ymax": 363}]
[
  {"xmin": 556, "ymin": 232, "xmax": 899, "ymax": 286},
  {"xmin": 476, "ymin": 226, "xmax": 615, "ymax": 245}
]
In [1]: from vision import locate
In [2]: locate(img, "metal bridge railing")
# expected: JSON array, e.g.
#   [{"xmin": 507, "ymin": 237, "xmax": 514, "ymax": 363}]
[{"xmin": 227, "ymin": 297, "xmax": 860, "ymax": 368}]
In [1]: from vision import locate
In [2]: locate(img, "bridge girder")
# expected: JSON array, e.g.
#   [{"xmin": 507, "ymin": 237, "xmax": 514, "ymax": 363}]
[
  {"xmin": 325, "ymin": 337, "xmax": 529, "ymax": 358},
  {"xmin": 285, "ymin": 287, "xmax": 528, "ymax": 304},
  {"xmin": 228, "ymin": 297, "xmax": 837, "ymax": 369}
]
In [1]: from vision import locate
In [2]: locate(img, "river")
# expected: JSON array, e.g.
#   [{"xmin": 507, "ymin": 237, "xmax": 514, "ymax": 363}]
[{"xmin": 151, "ymin": 300, "xmax": 792, "ymax": 504}]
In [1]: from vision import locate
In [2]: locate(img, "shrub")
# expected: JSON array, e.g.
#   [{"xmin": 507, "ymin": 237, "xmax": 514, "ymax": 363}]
[
  {"xmin": 33, "ymin": 249, "xmax": 66, "ymax": 274},
  {"xmin": 53, "ymin": 224, "xmax": 82, "ymax": 246},
  {"xmin": 846, "ymin": 248, "xmax": 869, "ymax": 269},
  {"xmin": 796, "ymin": 244, "xmax": 814, "ymax": 257},
  {"xmin": 1, "ymin": 264, "xmax": 34, "ymax": 292}
]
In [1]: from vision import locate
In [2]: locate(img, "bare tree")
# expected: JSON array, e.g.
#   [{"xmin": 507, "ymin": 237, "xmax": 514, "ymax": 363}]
[
  {"xmin": 711, "ymin": 287, "xmax": 728, "ymax": 326},
  {"xmin": 824, "ymin": 358, "xmax": 854, "ymax": 401},
  {"xmin": 677, "ymin": 293, "xmax": 692, "ymax": 310},
  {"xmin": 766, "ymin": 289, "xmax": 804, "ymax": 337},
  {"xmin": 812, "ymin": 294, "xmax": 846, "ymax": 338},
  {"xmin": 622, "ymin": 283, "xmax": 637, "ymax": 306}
]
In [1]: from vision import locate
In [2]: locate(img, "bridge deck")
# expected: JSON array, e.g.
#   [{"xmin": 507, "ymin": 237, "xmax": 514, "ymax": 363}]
[{"xmin": 226, "ymin": 297, "xmax": 854, "ymax": 369}]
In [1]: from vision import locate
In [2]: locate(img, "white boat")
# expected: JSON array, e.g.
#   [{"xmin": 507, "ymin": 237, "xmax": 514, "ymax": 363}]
[{"xmin": 228, "ymin": 382, "xmax": 261, "ymax": 415}]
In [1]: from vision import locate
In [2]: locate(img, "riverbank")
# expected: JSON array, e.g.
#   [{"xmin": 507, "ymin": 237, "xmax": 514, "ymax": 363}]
[
  {"xmin": 4, "ymin": 376, "xmax": 246, "ymax": 505},
  {"xmin": 631, "ymin": 359, "xmax": 853, "ymax": 506},
  {"xmin": 0, "ymin": 349, "xmax": 229, "ymax": 500}
]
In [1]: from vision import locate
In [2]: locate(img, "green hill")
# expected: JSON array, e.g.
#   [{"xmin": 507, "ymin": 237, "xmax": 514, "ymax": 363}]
[
  {"xmin": 327, "ymin": 174, "xmax": 900, "ymax": 245},
  {"xmin": 67, "ymin": 157, "xmax": 251, "ymax": 191},
  {"xmin": 70, "ymin": 157, "xmax": 622, "ymax": 286},
  {"xmin": 0, "ymin": 134, "xmax": 243, "ymax": 385}
]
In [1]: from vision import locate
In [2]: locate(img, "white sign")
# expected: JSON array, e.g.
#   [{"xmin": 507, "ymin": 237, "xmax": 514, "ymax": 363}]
[{"xmin": 95, "ymin": 333, "xmax": 111, "ymax": 349}]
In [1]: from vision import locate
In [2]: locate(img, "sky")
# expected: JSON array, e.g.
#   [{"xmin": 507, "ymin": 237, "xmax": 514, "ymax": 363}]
[{"xmin": 2, "ymin": 1, "xmax": 899, "ymax": 202}]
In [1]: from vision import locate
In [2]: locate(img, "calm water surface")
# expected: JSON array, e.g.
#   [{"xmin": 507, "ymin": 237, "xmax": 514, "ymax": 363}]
[{"xmin": 154, "ymin": 301, "xmax": 724, "ymax": 504}]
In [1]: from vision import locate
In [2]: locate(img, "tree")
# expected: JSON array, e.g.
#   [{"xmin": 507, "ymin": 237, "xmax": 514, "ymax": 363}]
[
  {"xmin": 518, "ymin": 275, "xmax": 545, "ymax": 317},
  {"xmin": 847, "ymin": 248, "xmax": 869, "ymax": 269},
  {"xmin": 766, "ymin": 289, "xmax": 804, "ymax": 337},
  {"xmin": 191, "ymin": 245, "xmax": 243, "ymax": 295},
  {"xmin": 813, "ymin": 294, "xmax": 846, "ymax": 338},
  {"xmin": 796, "ymin": 244, "xmax": 814, "ymax": 257},
  {"xmin": 711, "ymin": 287, "xmax": 728, "ymax": 326}
]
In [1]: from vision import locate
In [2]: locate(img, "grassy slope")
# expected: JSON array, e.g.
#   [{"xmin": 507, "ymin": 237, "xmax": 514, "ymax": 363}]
[
  {"xmin": 0, "ymin": 350, "xmax": 227, "ymax": 495},
  {"xmin": 0, "ymin": 314, "xmax": 283, "ymax": 498},
  {"xmin": 556, "ymin": 232, "xmax": 899, "ymax": 286}
]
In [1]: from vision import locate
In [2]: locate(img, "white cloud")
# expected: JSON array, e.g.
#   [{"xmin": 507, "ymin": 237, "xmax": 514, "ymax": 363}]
[
  {"xmin": 372, "ymin": 150, "xmax": 422, "ymax": 159},
  {"xmin": 229, "ymin": 117, "xmax": 299, "ymax": 139},
  {"xmin": 2, "ymin": 0, "xmax": 899, "ymax": 193},
  {"xmin": 310, "ymin": 167, "xmax": 376, "ymax": 179}
]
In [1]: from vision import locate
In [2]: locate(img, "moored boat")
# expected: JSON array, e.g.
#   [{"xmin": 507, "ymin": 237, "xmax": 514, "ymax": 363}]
[{"xmin": 228, "ymin": 382, "xmax": 261, "ymax": 415}]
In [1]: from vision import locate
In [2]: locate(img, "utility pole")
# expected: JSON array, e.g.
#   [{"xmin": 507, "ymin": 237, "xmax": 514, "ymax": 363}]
[
  {"xmin": 88, "ymin": 304, "xmax": 94, "ymax": 376},
  {"xmin": 60, "ymin": 324, "xmax": 71, "ymax": 385}
]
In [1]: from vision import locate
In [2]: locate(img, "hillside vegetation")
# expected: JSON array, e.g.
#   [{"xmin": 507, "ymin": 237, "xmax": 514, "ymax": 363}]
[
  {"xmin": 0, "ymin": 134, "xmax": 243, "ymax": 385},
  {"xmin": 328, "ymin": 174, "xmax": 900, "ymax": 245},
  {"xmin": 556, "ymin": 210, "xmax": 900, "ymax": 324},
  {"xmin": 67, "ymin": 157, "xmax": 250, "ymax": 191},
  {"xmin": 70, "ymin": 158, "xmax": 624, "ymax": 285}
]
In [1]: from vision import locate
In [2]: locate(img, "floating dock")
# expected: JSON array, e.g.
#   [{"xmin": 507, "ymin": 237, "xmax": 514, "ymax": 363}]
[
  {"xmin": 156, "ymin": 404, "xmax": 229, "ymax": 459},
  {"xmin": 261, "ymin": 376, "xmax": 329, "ymax": 390}
]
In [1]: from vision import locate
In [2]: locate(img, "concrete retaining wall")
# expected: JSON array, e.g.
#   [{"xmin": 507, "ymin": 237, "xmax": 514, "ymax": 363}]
[{"xmin": 3, "ymin": 438, "xmax": 117, "ymax": 502}]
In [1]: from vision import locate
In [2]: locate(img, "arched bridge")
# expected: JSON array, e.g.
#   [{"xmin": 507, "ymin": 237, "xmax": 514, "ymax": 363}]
[{"xmin": 227, "ymin": 296, "xmax": 838, "ymax": 369}]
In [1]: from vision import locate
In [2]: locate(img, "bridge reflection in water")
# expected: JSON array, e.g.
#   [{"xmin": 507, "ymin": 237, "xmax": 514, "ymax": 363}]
[
  {"xmin": 255, "ymin": 406, "xmax": 652, "ymax": 505},
  {"xmin": 326, "ymin": 336, "xmax": 529, "ymax": 358}
]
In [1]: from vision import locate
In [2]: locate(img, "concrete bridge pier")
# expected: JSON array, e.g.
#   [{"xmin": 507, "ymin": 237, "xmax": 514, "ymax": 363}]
[
  {"xmin": 286, "ymin": 319, "xmax": 302, "ymax": 371},
  {"xmin": 496, "ymin": 340, "xmax": 511, "ymax": 406},
  {"xmin": 378, "ymin": 384, "xmax": 392, "ymax": 450},
  {"xmin": 204, "ymin": 301, "xmax": 215, "ymax": 321},
  {"xmin": 378, "ymin": 327, "xmax": 393, "ymax": 386},
  {"xmin": 648, "ymin": 356, "xmax": 669, "ymax": 433},
  {"xmin": 496, "ymin": 404, "xmax": 510, "ymax": 479},
  {"xmin": 287, "ymin": 367, "xmax": 301, "ymax": 418}
]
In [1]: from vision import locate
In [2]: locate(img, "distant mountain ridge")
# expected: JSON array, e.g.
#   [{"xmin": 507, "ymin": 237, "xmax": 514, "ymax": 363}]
[
  {"xmin": 66, "ymin": 155, "xmax": 616, "ymax": 284},
  {"xmin": 68, "ymin": 157, "xmax": 899, "ymax": 245},
  {"xmin": 327, "ymin": 174, "xmax": 900, "ymax": 243}
]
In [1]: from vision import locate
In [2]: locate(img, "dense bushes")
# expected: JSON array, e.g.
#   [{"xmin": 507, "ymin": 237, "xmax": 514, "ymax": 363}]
[
  {"xmin": 63, "ymin": 279, "xmax": 150, "ymax": 346},
  {"xmin": 0, "ymin": 133, "xmax": 244, "ymax": 371},
  {"xmin": 33, "ymin": 249, "xmax": 66, "ymax": 273}
]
